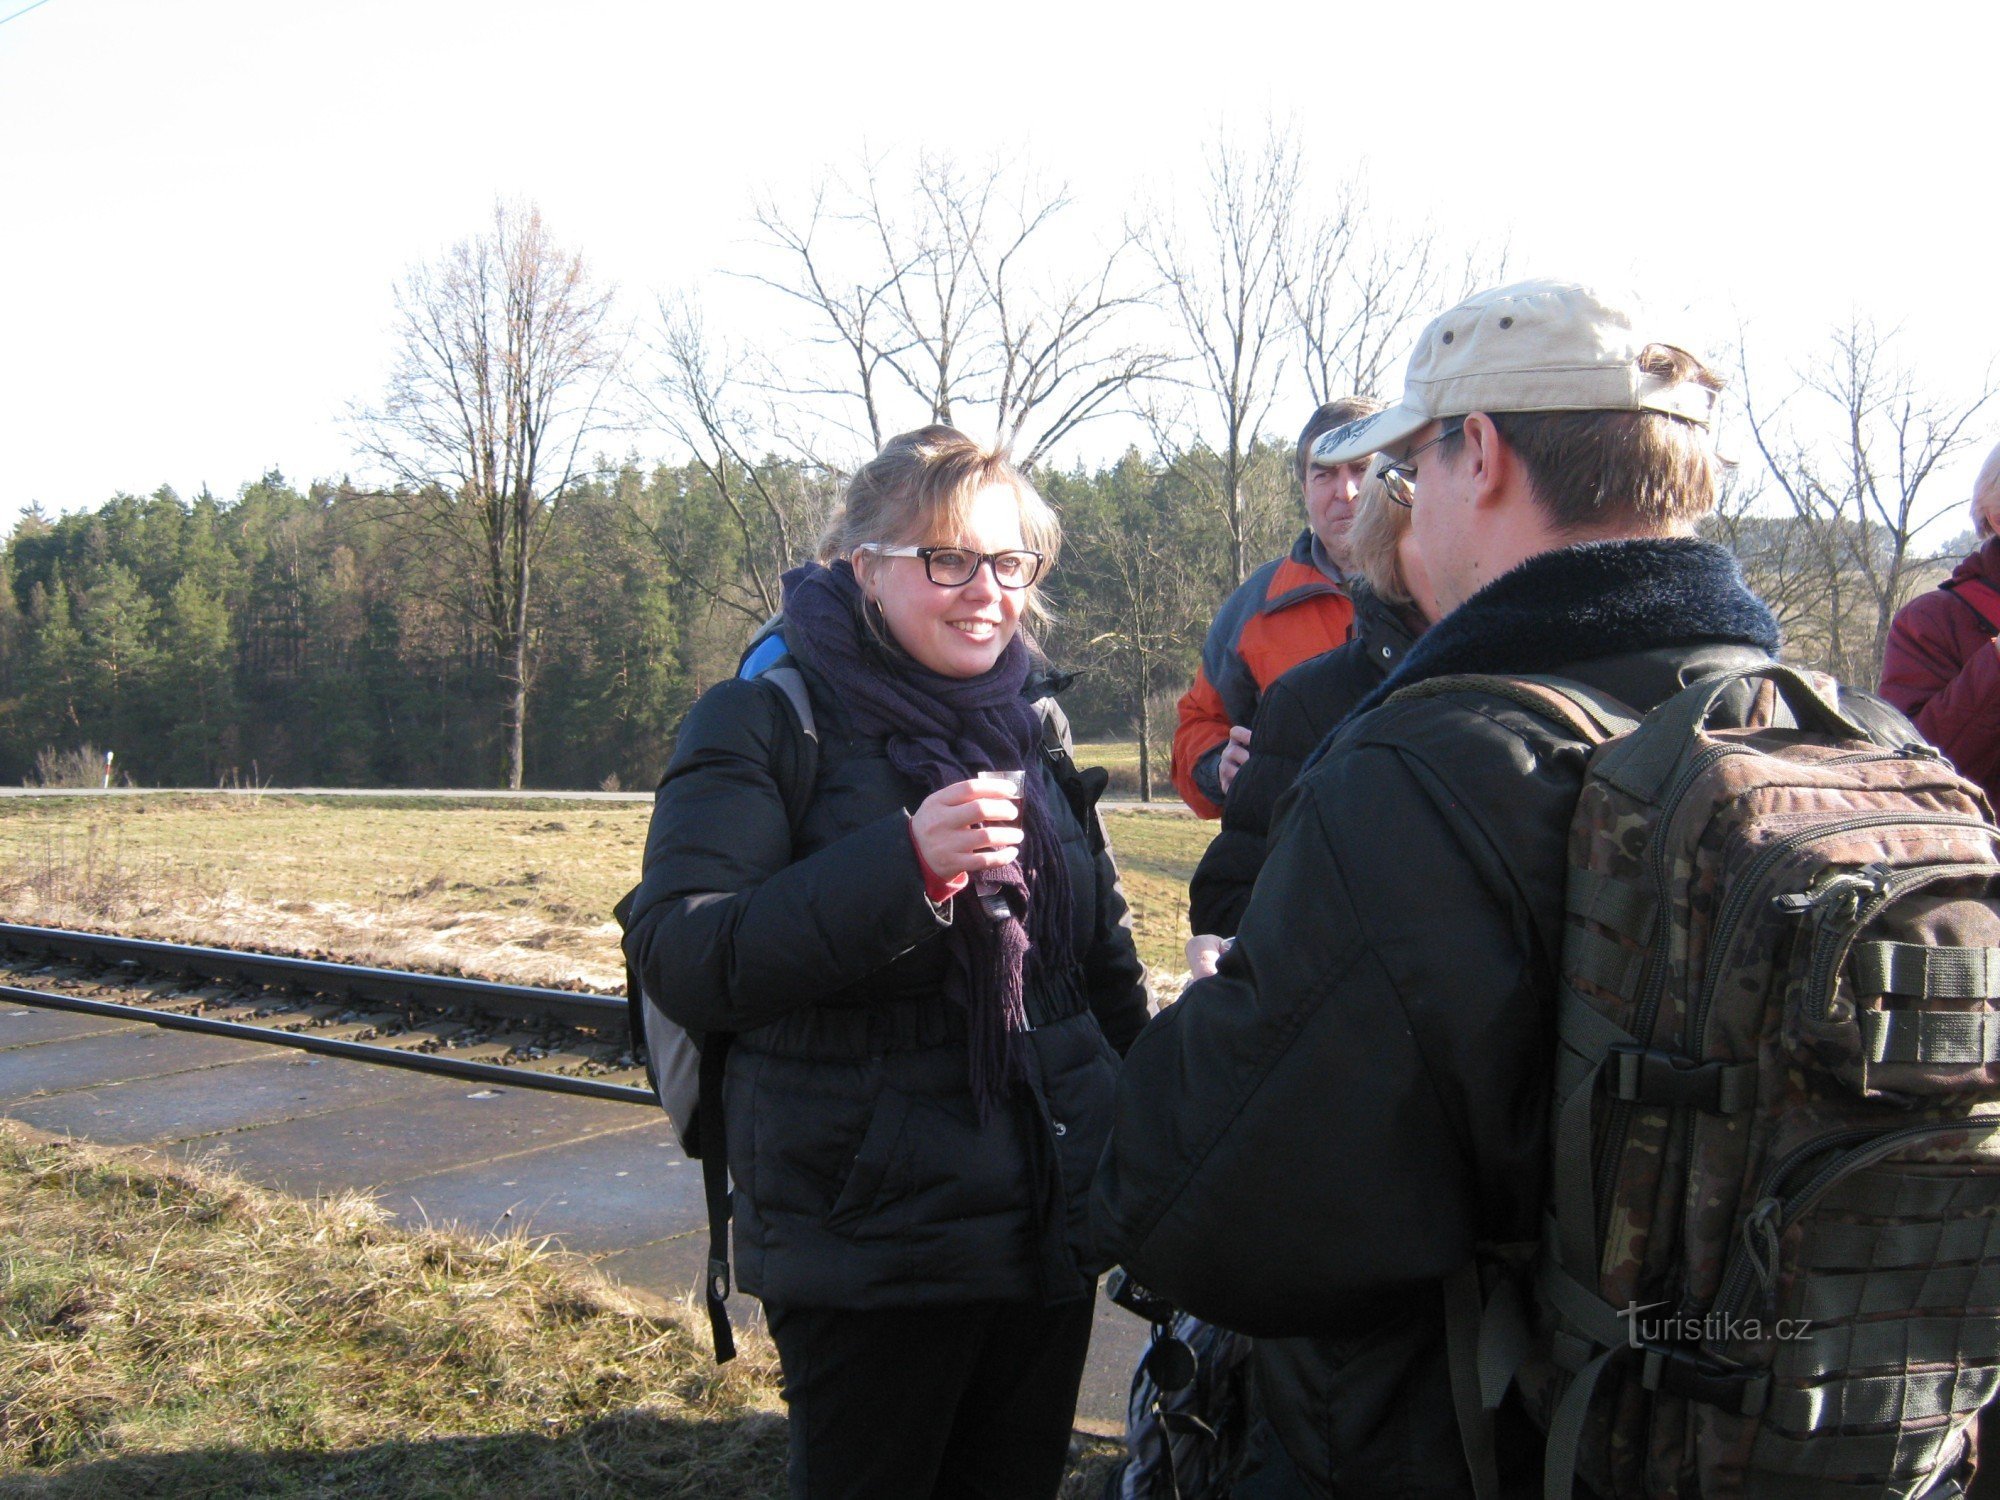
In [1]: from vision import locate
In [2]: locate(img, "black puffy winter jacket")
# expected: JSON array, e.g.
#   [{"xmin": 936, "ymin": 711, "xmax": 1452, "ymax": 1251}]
[
  {"xmin": 624, "ymin": 657, "xmax": 1150, "ymax": 1312},
  {"xmin": 1187, "ymin": 582, "xmax": 1423, "ymax": 938},
  {"xmin": 1092, "ymin": 539, "xmax": 1914, "ymax": 1498}
]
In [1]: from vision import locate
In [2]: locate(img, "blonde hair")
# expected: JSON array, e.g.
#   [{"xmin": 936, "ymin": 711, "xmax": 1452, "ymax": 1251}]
[
  {"xmin": 821, "ymin": 425, "xmax": 1062, "ymax": 624},
  {"xmin": 1344, "ymin": 465, "xmax": 1414, "ymax": 606}
]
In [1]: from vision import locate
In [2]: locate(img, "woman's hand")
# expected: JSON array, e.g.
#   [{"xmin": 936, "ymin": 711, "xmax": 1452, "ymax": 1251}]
[
  {"xmin": 912, "ymin": 777, "xmax": 1025, "ymax": 882},
  {"xmin": 1185, "ymin": 933, "xmax": 1233, "ymax": 979}
]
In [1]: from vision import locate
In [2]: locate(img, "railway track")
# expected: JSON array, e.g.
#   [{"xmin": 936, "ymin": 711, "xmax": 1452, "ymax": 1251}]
[{"xmin": 0, "ymin": 921, "xmax": 657, "ymax": 1107}]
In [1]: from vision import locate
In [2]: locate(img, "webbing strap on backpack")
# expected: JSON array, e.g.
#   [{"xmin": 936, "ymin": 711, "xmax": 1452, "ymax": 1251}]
[{"xmin": 698, "ymin": 1038, "xmax": 735, "ymax": 1362}]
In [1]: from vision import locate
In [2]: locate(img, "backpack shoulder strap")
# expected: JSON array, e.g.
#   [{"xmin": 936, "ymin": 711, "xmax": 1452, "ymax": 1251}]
[
  {"xmin": 1947, "ymin": 576, "xmax": 2000, "ymax": 633},
  {"xmin": 1034, "ymin": 694, "xmax": 1110, "ymax": 854},
  {"xmin": 741, "ymin": 652, "xmax": 818, "ymax": 836},
  {"xmin": 1386, "ymin": 671, "xmax": 1640, "ymax": 746}
]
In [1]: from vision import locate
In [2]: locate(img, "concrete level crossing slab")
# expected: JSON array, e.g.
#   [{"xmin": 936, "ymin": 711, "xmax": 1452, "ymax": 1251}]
[
  {"xmin": 7, "ymin": 1047, "xmax": 440, "ymax": 1147},
  {"xmin": 590, "ymin": 1229, "xmax": 717, "ymax": 1308},
  {"xmin": 371, "ymin": 1119, "xmax": 694, "ymax": 1250},
  {"xmin": 183, "ymin": 1073, "xmax": 651, "ymax": 1199},
  {"xmin": 0, "ymin": 1025, "xmax": 271, "ymax": 1103},
  {"xmin": 0, "ymin": 1003, "xmax": 142, "ymax": 1049}
]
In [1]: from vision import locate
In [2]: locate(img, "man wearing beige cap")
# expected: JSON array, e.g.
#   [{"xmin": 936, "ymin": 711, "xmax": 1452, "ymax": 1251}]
[{"xmin": 1095, "ymin": 282, "xmax": 1914, "ymax": 1497}]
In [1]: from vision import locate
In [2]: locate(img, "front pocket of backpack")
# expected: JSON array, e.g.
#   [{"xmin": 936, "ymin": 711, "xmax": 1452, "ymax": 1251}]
[
  {"xmin": 1782, "ymin": 864, "xmax": 2000, "ymax": 1098},
  {"xmin": 1704, "ymin": 1125, "xmax": 2000, "ymax": 1491}
]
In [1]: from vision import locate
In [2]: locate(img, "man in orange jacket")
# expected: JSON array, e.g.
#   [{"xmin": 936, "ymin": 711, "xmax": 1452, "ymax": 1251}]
[{"xmin": 1172, "ymin": 396, "xmax": 1379, "ymax": 817}]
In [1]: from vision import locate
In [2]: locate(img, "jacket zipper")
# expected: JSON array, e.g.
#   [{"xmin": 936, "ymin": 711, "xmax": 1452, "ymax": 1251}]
[{"xmin": 1713, "ymin": 1119, "xmax": 2000, "ymax": 1319}]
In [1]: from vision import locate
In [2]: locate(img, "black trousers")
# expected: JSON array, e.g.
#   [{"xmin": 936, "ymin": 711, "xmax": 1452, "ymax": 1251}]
[{"xmin": 765, "ymin": 1296, "xmax": 1096, "ymax": 1500}]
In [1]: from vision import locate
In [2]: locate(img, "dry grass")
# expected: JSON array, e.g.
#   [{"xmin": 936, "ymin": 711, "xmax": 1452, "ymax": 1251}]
[
  {"xmin": 0, "ymin": 795, "xmax": 1211, "ymax": 982},
  {"xmin": 0, "ymin": 1126, "xmax": 1127, "ymax": 1497},
  {"xmin": 0, "ymin": 797, "xmax": 642, "ymax": 993},
  {"xmin": 0, "ymin": 1123, "xmax": 788, "ymax": 1497}
]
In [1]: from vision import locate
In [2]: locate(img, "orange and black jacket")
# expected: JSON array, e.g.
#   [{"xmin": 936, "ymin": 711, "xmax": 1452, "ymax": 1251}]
[{"xmin": 1171, "ymin": 530, "xmax": 1355, "ymax": 817}]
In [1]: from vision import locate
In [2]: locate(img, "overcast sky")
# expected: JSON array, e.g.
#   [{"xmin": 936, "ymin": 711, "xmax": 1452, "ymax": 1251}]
[{"xmin": 3, "ymin": 0, "xmax": 1996, "ymax": 532}]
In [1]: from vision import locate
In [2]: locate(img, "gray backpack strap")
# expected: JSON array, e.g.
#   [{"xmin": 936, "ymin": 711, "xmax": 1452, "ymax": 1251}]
[
  {"xmin": 1445, "ymin": 1249, "xmax": 1538, "ymax": 1500},
  {"xmin": 1445, "ymin": 1264, "xmax": 1504, "ymax": 1500},
  {"xmin": 753, "ymin": 663, "xmax": 818, "ymax": 836},
  {"xmin": 760, "ymin": 663, "xmax": 816, "ymax": 745}
]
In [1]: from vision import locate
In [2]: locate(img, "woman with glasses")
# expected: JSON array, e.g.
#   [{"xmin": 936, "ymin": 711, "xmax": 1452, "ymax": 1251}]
[{"xmin": 624, "ymin": 425, "xmax": 1149, "ymax": 1500}]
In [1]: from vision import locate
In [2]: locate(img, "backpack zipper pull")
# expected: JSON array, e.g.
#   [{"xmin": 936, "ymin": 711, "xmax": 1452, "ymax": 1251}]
[
  {"xmin": 1739, "ymin": 1197, "xmax": 1783, "ymax": 1313},
  {"xmin": 1772, "ymin": 871, "xmax": 1875, "ymax": 919}
]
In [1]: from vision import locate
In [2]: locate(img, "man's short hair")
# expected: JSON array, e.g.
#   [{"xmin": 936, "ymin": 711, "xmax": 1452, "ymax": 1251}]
[
  {"xmin": 1479, "ymin": 345, "xmax": 1727, "ymax": 532},
  {"xmin": 1296, "ymin": 396, "xmax": 1381, "ymax": 482}
]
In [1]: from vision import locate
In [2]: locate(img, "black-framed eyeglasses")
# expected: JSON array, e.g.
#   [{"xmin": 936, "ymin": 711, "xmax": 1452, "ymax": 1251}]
[
  {"xmin": 864, "ymin": 545, "xmax": 1046, "ymax": 589},
  {"xmin": 1380, "ymin": 420, "xmax": 1466, "ymax": 508}
]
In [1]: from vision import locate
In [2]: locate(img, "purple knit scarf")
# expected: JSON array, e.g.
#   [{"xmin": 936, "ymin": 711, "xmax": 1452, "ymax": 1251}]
[{"xmin": 781, "ymin": 560, "xmax": 1075, "ymax": 1115}]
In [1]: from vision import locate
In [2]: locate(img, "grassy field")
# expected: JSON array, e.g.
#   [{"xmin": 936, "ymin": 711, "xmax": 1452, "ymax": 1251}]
[
  {"xmin": 0, "ymin": 792, "xmax": 1209, "ymax": 984},
  {"xmin": 0, "ymin": 1124, "xmax": 1123, "ymax": 1496}
]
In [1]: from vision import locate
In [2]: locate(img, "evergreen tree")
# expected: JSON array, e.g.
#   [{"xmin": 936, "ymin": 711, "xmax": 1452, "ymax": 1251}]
[{"xmin": 158, "ymin": 576, "xmax": 237, "ymax": 783}]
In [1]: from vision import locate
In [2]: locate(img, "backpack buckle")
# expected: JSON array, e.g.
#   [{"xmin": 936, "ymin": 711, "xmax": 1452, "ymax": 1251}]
[
  {"xmin": 1607, "ymin": 1046, "xmax": 1756, "ymax": 1113},
  {"xmin": 1638, "ymin": 1343, "xmax": 1770, "ymax": 1418}
]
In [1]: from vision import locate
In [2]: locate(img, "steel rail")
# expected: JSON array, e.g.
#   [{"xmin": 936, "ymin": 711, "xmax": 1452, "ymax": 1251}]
[
  {"xmin": 0, "ymin": 922, "xmax": 624, "ymax": 1030},
  {"xmin": 0, "ymin": 983, "xmax": 660, "ymax": 1107}
]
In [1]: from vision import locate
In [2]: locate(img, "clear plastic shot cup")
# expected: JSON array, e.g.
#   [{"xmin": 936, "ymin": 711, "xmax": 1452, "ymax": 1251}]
[{"xmin": 974, "ymin": 770, "xmax": 1026, "ymax": 840}]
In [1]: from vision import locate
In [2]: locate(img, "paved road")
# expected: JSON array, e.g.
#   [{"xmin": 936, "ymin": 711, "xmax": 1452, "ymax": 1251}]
[{"xmin": 0, "ymin": 999, "xmax": 1146, "ymax": 1431}]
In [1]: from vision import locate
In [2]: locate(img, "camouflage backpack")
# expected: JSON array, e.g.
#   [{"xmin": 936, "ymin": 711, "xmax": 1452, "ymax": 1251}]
[{"xmin": 1409, "ymin": 663, "xmax": 2000, "ymax": 1500}]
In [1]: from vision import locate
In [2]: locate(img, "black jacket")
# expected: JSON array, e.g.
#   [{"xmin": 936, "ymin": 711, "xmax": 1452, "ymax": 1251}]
[
  {"xmin": 1188, "ymin": 582, "xmax": 1423, "ymax": 938},
  {"xmin": 625, "ymin": 656, "xmax": 1149, "ymax": 1312},
  {"xmin": 1091, "ymin": 539, "xmax": 1910, "ymax": 1498}
]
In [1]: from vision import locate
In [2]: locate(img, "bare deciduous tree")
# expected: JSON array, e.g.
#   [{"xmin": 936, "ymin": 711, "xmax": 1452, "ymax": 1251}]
[
  {"xmin": 1740, "ymin": 320, "xmax": 1995, "ymax": 684},
  {"xmin": 355, "ymin": 201, "xmax": 619, "ymax": 789},
  {"xmin": 637, "ymin": 295, "xmax": 835, "ymax": 622},
  {"xmin": 744, "ymin": 152, "xmax": 1165, "ymax": 467},
  {"xmin": 1145, "ymin": 128, "xmax": 1300, "ymax": 586},
  {"xmin": 1701, "ymin": 467, "xmax": 1835, "ymax": 658},
  {"xmin": 746, "ymin": 183, "xmax": 913, "ymax": 454},
  {"xmin": 1046, "ymin": 456, "xmax": 1215, "ymax": 800},
  {"xmin": 1284, "ymin": 181, "xmax": 1509, "ymax": 403}
]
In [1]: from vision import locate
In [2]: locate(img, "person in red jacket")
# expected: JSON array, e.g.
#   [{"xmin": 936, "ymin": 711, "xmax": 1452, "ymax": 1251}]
[
  {"xmin": 1880, "ymin": 441, "xmax": 2000, "ymax": 805},
  {"xmin": 1170, "ymin": 396, "xmax": 1379, "ymax": 817}
]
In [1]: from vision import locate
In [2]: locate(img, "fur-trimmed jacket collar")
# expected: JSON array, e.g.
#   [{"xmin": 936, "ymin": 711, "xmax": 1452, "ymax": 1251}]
[{"xmin": 1345, "ymin": 536, "xmax": 1780, "ymax": 725}]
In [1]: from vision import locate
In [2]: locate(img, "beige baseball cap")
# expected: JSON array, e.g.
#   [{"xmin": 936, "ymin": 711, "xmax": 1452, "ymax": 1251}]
[{"xmin": 1312, "ymin": 280, "xmax": 1719, "ymax": 466}]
